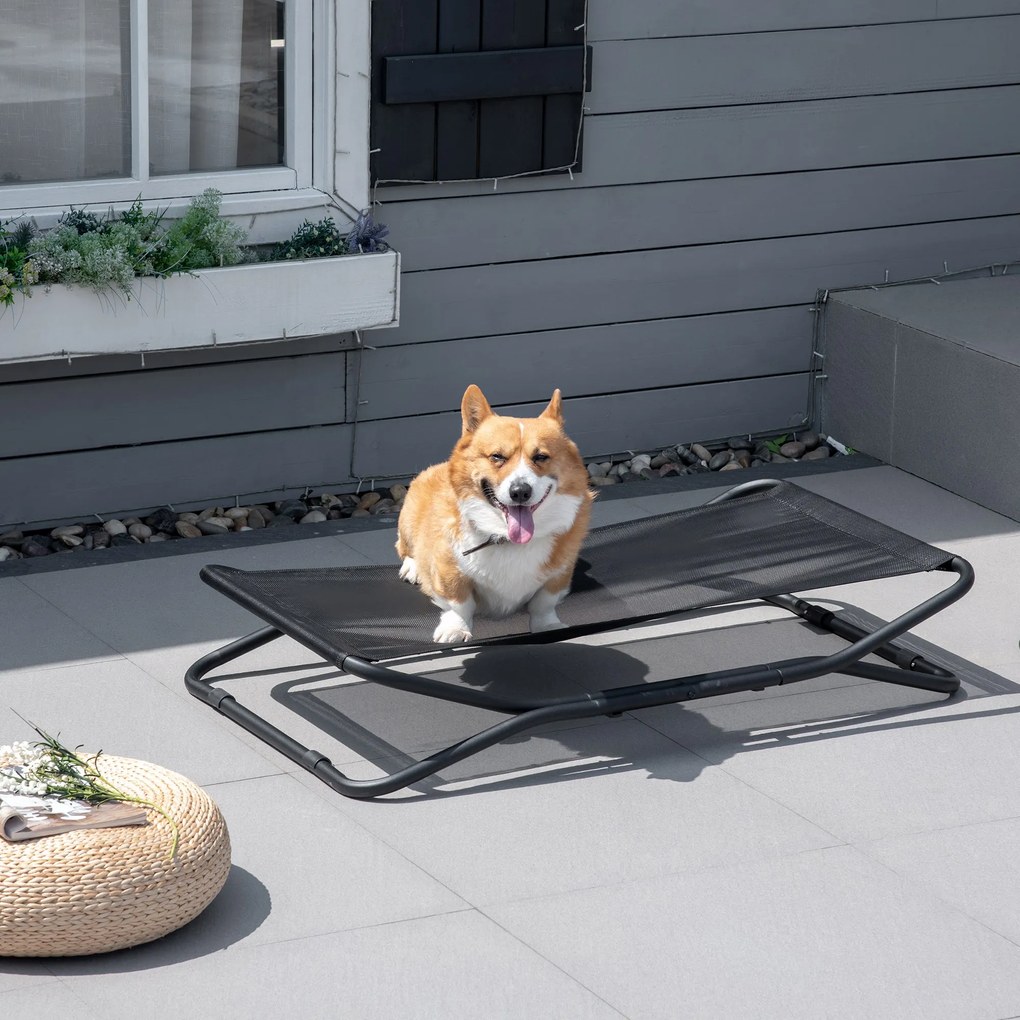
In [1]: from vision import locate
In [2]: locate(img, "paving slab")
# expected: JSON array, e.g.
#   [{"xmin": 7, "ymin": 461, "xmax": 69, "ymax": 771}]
[
  {"xmin": 48, "ymin": 911, "xmax": 624, "ymax": 1020},
  {"xmin": 300, "ymin": 717, "xmax": 841, "ymax": 905},
  {"xmin": 487, "ymin": 845, "xmax": 1020, "ymax": 1020}
]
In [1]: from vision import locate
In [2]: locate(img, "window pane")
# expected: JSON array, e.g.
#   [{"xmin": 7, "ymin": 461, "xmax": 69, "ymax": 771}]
[
  {"xmin": 149, "ymin": 0, "xmax": 285, "ymax": 175},
  {"xmin": 0, "ymin": 0, "xmax": 131, "ymax": 185}
]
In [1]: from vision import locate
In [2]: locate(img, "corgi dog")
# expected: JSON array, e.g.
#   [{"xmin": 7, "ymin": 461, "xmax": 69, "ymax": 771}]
[{"xmin": 396, "ymin": 385, "xmax": 594, "ymax": 644}]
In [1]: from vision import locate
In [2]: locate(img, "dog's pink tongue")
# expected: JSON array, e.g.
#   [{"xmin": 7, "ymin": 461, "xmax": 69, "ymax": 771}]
[{"xmin": 506, "ymin": 505, "xmax": 535, "ymax": 544}]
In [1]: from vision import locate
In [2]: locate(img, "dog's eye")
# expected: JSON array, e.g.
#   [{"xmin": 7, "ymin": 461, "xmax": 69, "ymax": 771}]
[
  {"xmin": 489, "ymin": 453, "xmax": 506, "ymax": 465},
  {"xmin": 532, "ymin": 452, "xmax": 550, "ymax": 464}
]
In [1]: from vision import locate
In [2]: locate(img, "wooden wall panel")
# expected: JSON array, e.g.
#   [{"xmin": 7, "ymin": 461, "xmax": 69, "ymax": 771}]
[
  {"xmin": 0, "ymin": 353, "xmax": 347, "ymax": 458},
  {"xmin": 0, "ymin": 426, "xmax": 354, "ymax": 529},
  {"xmin": 588, "ymin": 18, "xmax": 1020, "ymax": 114},
  {"xmin": 379, "ymin": 216, "xmax": 1020, "ymax": 346},
  {"xmin": 356, "ymin": 308, "xmax": 811, "ymax": 420},
  {"xmin": 386, "ymin": 156, "xmax": 1020, "ymax": 271},
  {"xmin": 587, "ymin": 1, "xmax": 1020, "ymax": 40},
  {"xmin": 352, "ymin": 376, "xmax": 810, "ymax": 477}
]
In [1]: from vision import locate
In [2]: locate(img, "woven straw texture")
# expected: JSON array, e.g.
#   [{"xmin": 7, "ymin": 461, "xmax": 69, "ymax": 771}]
[{"xmin": 0, "ymin": 756, "xmax": 231, "ymax": 957}]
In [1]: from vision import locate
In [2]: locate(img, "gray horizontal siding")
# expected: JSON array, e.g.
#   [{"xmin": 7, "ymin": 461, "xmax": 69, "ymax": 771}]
[
  {"xmin": 589, "ymin": 17, "xmax": 1020, "ymax": 114},
  {"xmin": 381, "ymin": 85, "xmax": 1020, "ymax": 200},
  {"xmin": 357, "ymin": 308, "xmax": 811, "ymax": 420},
  {"xmin": 0, "ymin": 333, "xmax": 355, "ymax": 385},
  {"xmin": 588, "ymin": 1, "xmax": 1020, "ymax": 39},
  {"xmin": 0, "ymin": 353, "xmax": 347, "ymax": 458},
  {"xmin": 387, "ymin": 155, "xmax": 1020, "ymax": 271},
  {"xmin": 382, "ymin": 216, "xmax": 1020, "ymax": 346},
  {"xmin": 0, "ymin": 426, "xmax": 354, "ymax": 528},
  {"xmin": 353, "ymin": 376, "xmax": 809, "ymax": 477}
]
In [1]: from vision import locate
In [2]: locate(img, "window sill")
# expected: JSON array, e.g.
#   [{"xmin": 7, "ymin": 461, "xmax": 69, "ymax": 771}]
[{"xmin": 0, "ymin": 250, "xmax": 400, "ymax": 364}]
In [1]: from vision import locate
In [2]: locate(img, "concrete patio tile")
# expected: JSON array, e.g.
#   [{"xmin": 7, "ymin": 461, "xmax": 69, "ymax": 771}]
[
  {"xmin": 794, "ymin": 465, "xmax": 1020, "ymax": 544},
  {"xmin": 301, "ymin": 717, "xmax": 841, "ymax": 905},
  {"xmin": 43, "ymin": 773, "xmax": 467, "ymax": 975},
  {"xmin": 2, "ymin": 657, "xmax": 283, "ymax": 786},
  {"xmin": 642, "ymin": 690, "xmax": 1020, "ymax": 842},
  {"xmin": 18, "ymin": 537, "xmax": 371, "ymax": 685},
  {"xmin": 0, "ymin": 576, "xmax": 120, "ymax": 673},
  {"xmin": 0, "ymin": 963, "xmax": 60, "ymax": 994},
  {"xmin": 0, "ymin": 981, "xmax": 104, "ymax": 1017},
  {"xmin": 52, "ymin": 910, "xmax": 624, "ymax": 1020},
  {"xmin": 860, "ymin": 816, "xmax": 1020, "ymax": 947},
  {"xmin": 486, "ymin": 845, "xmax": 1020, "ymax": 1020}
]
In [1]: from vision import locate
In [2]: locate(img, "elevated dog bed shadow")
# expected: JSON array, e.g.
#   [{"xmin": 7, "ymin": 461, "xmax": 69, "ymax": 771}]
[{"xmin": 186, "ymin": 479, "xmax": 973, "ymax": 798}]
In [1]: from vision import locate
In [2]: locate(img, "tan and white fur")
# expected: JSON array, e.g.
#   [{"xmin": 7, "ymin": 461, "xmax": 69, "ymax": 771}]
[{"xmin": 396, "ymin": 385, "xmax": 594, "ymax": 644}]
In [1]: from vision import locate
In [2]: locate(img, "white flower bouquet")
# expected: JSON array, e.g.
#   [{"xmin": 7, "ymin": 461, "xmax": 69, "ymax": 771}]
[{"xmin": 0, "ymin": 722, "xmax": 179, "ymax": 858}]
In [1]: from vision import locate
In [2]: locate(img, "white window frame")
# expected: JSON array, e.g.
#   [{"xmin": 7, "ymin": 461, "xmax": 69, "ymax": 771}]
[{"xmin": 0, "ymin": 0, "xmax": 371, "ymax": 234}]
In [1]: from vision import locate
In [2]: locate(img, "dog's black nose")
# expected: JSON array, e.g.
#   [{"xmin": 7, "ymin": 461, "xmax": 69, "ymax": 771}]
[{"xmin": 508, "ymin": 480, "xmax": 532, "ymax": 504}]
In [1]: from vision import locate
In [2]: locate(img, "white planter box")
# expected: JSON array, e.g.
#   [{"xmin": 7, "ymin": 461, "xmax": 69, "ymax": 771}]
[{"xmin": 0, "ymin": 250, "xmax": 400, "ymax": 362}]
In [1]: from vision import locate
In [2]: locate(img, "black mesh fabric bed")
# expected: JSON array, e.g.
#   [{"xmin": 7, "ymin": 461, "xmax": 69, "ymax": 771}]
[{"xmin": 186, "ymin": 479, "xmax": 973, "ymax": 798}]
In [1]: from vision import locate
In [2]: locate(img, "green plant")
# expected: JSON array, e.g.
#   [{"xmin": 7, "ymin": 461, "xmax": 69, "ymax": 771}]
[
  {"xmin": 271, "ymin": 216, "xmax": 349, "ymax": 261},
  {"xmin": 154, "ymin": 188, "xmax": 249, "ymax": 274},
  {"xmin": 28, "ymin": 223, "xmax": 142, "ymax": 296},
  {"xmin": 0, "ymin": 219, "xmax": 38, "ymax": 307},
  {"xmin": 764, "ymin": 434, "xmax": 789, "ymax": 455}
]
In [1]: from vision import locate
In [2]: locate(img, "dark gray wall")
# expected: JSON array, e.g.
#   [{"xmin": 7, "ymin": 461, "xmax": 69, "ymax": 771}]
[{"xmin": 4, "ymin": 2, "xmax": 1020, "ymax": 526}]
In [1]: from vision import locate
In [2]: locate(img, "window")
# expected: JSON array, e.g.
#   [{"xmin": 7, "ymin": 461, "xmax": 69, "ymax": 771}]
[{"xmin": 0, "ymin": 0, "xmax": 368, "ymax": 222}]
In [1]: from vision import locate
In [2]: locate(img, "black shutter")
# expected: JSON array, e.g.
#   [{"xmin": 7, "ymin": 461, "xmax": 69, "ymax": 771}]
[{"xmin": 371, "ymin": 0, "xmax": 591, "ymax": 185}]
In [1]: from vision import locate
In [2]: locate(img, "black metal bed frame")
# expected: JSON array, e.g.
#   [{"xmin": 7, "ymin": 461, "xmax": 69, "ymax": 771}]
[{"xmin": 185, "ymin": 480, "xmax": 974, "ymax": 799}]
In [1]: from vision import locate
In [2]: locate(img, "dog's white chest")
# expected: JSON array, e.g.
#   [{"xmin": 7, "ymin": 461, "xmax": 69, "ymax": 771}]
[{"xmin": 459, "ymin": 538, "xmax": 554, "ymax": 616}]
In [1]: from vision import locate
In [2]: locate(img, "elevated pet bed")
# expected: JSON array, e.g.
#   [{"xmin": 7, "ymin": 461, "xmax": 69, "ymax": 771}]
[{"xmin": 186, "ymin": 479, "xmax": 973, "ymax": 798}]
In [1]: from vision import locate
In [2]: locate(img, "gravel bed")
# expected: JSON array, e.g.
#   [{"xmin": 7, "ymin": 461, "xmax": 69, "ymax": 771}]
[{"xmin": 0, "ymin": 430, "xmax": 843, "ymax": 564}]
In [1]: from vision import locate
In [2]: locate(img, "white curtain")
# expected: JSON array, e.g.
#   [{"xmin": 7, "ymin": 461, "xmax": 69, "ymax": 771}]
[{"xmin": 149, "ymin": 0, "xmax": 245, "ymax": 175}]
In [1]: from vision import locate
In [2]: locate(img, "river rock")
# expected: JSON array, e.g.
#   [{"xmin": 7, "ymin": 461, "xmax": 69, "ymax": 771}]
[
  {"xmin": 389, "ymin": 484, "xmax": 408, "ymax": 502},
  {"xmin": 225, "ymin": 507, "xmax": 249, "ymax": 521},
  {"xmin": 719, "ymin": 461, "xmax": 743, "ymax": 471},
  {"xmin": 110, "ymin": 533, "xmax": 138, "ymax": 547},
  {"xmin": 802, "ymin": 446, "xmax": 832, "ymax": 460},
  {"xmin": 128, "ymin": 523, "xmax": 152, "ymax": 540},
  {"xmin": 591, "ymin": 475, "xmax": 618, "ymax": 486},
  {"xmin": 358, "ymin": 492, "xmax": 382, "ymax": 511},
  {"xmin": 103, "ymin": 519, "xmax": 127, "ymax": 536},
  {"xmin": 56, "ymin": 533, "xmax": 84, "ymax": 547},
  {"xmin": 709, "ymin": 450, "xmax": 734, "ymax": 471},
  {"xmin": 147, "ymin": 533, "xmax": 169, "ymax": 543},
  {"xmin": 177, "ymin": 512, "xmax": 200, "ymax": 525},
  {"xmin": 300, "ymin": 510, "xmax": 327, "ymax": 524},
  {"xmin": 587, "ymin": 462, "xmax": 607, "ymax": 478},
  {"xmin": 691, "ymin": 443, "xmax": 712, "ymax": 463},
  {"xmin": 51, "ymin": 525, "xmax": 84, "ymax": 539},
  {"xmin": 798, "ymin": 430, "xmax": 821, "ymax": 451},
  {"xmin": 247, "ymin": 508, "xmax": 267, "ymax": 529},
  {"xmin": 277, "ymin": 499, "xmax": 308, "ymax": 520},
  {"xmin": 727, "ymin": 437, "xmax": 754, "ymax": 451},
  {"xmin": 145, "ymin": 508, "xmax": 177, "ymax": 533},
  {"xmin": 268, "ymin": 514, "xmax": 297, "ymax": 528},
  {"xmin": 175, "ymin": 521, "xmax": 202, "ymax": 539},
  {"xmin": 198, "ymin": 506, "xmax": 225, "ymax": 521},
  {"xmin": 198, "ymin": 520, "xmax": 230, "ymax": 535},
  {"xmin": 0, "ymin": 529, "xmax": 23, "ymax": 546},
  {"xmin": 779, "ymin": 441, "xmax": 806, "ymax": 459}
]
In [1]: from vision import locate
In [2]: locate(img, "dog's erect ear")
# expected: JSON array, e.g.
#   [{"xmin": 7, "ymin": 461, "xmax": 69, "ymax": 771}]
[
  {"xmin": 461, "ymin": 385, "xmax": 494, "ymax": 435},
  {"xmin": 539, "ymin": 389, "xmax": 564, "ymax": 425}
]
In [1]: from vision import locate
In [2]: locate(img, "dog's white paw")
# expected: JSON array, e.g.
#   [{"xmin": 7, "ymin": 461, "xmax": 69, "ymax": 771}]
[
  {"xmin": 433, "ymin": 610, "xmax": 473, "ymax": 644},
  {"xmin": 530, "ymin": 613, "xmax": 567, "ymax": 634},
  {"xmin": 399, "ymin": 557, "xmax": 420, "ymax": 584}
]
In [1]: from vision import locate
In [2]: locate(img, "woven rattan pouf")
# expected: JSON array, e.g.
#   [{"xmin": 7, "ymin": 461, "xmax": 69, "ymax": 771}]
[{"xmin": 0, "ymin": 756, "xmax": 231, "ymax": 957}]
